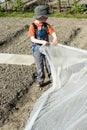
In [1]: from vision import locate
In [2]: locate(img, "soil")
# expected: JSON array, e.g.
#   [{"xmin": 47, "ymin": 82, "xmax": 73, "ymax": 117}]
[{"xmin": 0, "ymin": 17, "xmax": 87, "ymax": 130}]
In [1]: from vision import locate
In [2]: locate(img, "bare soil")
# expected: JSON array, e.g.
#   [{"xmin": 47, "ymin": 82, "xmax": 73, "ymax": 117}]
[{"xmin": 0, "ymin": 17, "xmax": 87, "ymax": 130}]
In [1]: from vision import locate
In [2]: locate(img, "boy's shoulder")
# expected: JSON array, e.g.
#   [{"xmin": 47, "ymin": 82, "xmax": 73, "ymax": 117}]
[{"xmin": 32, "ymin": 22, "xmax": 50, "ymax": 28}]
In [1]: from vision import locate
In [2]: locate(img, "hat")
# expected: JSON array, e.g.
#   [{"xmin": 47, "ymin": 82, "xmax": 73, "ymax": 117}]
[{"xmin": 34, "ymin": 5, "xmax": 50, "ymax": 19}]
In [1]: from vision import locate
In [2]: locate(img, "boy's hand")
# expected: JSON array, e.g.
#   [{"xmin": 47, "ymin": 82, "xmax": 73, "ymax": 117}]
[{"xmin": 42, "ymin": 41, "xmax": 49, "ymax": 46}]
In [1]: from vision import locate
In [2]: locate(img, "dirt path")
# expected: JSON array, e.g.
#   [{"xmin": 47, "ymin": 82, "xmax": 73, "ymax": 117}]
[{"xmin": 0, "ymin": 17, "xmax": 87, "ymax": 130}]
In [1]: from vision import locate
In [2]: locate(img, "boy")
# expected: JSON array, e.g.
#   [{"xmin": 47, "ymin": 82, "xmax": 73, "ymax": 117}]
[{"xmin": 29, "ymin": 5, "xmax": 58, "ymax": 87}]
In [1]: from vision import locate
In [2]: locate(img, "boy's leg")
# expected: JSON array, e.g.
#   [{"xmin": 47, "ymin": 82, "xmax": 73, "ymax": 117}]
[
  {"xmin": 33, "ymin": 45, "xmax": 45, "ymax": 83},
  {"xmin": 44, "ymin": 55, "xmax": 51, "ymax": 79}
]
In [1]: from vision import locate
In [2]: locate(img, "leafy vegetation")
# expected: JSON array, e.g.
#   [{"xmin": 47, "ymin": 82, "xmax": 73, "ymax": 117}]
[
  {"xmin": 0, "ymin": 0, "xmax": 87, "ymax": 18},
  {"xmin": 0, "ymin": 6, "xmax": 5, "ymax": 13},
  {"xmin": 51, "ymin": 13, "xmax": 87, "ymax": 18},
  {"xmin": 12, "ymin": 0, "xmax": 25, "ymax": 11},
  {"xmin": 0, "ymin": 12, "xmax": 87, "ymax": 19},
  {"xmin": 70, "ymin": 5, "xmax": 86, "ymax": 13},
  {"xmin": 69, "ymin": 0, "xmax": 86, "ymax": 13},
  {"xmin": 0, "ymin": 12, "xmax": 34, "ymax": 17}
]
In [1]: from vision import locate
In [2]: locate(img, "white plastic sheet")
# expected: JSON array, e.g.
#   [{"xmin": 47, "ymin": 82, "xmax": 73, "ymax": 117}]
[{"xmin": 24, "ymin": 44, "xmax": 87, "ymax": 130}]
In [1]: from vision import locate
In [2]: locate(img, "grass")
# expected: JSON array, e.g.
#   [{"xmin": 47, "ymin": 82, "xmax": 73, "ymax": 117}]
[
  {"xmin": 0, "ymin": 12, "xmax": 34, "ymax": 17},
  {"xmin": 51, "ymin": 13, "xmax": 87, "ymax": 19},
  {"xmin": 0, "ymin": 12, "xmax": 87, "ymax": 19}
]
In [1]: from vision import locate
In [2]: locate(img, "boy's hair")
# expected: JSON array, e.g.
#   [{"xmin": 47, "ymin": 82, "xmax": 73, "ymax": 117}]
[{"xmin": 33, "ymin": 5, "xmax": 50, "ymax": 19}]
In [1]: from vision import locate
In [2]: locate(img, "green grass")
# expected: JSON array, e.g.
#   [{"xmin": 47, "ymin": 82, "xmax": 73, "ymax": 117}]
[
  {"xmin": 51, "ymin": 13, "xmax": 87, "ymax": 19},
  {"xmin": 0, "ymin": 12, "xmax": 87, "ymax": 19},
  {"xmin": 0, "ymin": 12, "xmax": 34, "ymax": 17}
]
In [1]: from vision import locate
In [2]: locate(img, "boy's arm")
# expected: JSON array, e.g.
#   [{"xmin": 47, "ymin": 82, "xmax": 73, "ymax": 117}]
[
  {"xmin": 30, "ymin": 36, "xmax": 49, "ymax": 46},
  {"xmin": 51, "ymin": 32, "xmax": 58, "ymax": 45},
  {"xmin": 48, "ymin": 24, "xmax": 58, "ymax": 45}
]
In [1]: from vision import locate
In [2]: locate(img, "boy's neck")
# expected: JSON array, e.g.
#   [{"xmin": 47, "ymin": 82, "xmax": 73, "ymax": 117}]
[{"xmin": 35, "ymin": 20, "xmax": 46, "ymax": 24}]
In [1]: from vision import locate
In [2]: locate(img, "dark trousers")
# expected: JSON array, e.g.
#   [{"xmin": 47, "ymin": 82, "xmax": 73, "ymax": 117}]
[{"xmin": 32, "ymin": 45, "xmax": 51, "ymax": 82}]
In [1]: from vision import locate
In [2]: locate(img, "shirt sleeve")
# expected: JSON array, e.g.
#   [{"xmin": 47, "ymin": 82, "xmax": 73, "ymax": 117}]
[
  {"xmin": 28, "ymin": 24, "xmax": 35, "ymax": 37},
  {"xmin": 47, "ymin": 24, "xmax": 55, "ymax": 35}
]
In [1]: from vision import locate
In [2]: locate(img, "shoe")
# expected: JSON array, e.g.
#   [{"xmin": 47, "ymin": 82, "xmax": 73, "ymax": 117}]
[
  {"xmin": 39, "ymin": 81, "xmax": 44, "ymax": 87},
  {"xmin": 49, "ymin": 76, "xmax": 52, "ymax": 83}
]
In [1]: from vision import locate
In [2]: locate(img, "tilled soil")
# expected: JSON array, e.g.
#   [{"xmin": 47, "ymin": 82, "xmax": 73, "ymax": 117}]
[{"xmin": 0, "ymin": 17, "xmax": 87, "ymax": 130}]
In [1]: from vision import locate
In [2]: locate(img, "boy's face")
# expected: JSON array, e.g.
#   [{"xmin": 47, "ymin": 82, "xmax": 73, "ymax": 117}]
[{"xmin": 37, "ymin": 16, "xmax": 48, "ymax": 23}]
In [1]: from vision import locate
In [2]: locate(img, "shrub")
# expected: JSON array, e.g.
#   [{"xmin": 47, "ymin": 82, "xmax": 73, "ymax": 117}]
[
  {"xmin": 0, "ymin": 6, "xmax": 5, "ymax": 13},
  {"xmin": 12, "ymin": 0, "xmax": 25, "ymax": 12},
  {"xmin": 70, "ymin": 5, "xmax": 86, "ymax": 13}
]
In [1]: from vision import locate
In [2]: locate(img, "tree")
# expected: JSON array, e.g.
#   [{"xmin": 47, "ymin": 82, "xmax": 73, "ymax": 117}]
[
  {"xmin": 67, "ymin": 0, "xmax": 70, "ymax": 7},
  {"xmin": 57, "ymin": 0, "xmax": 61, "ymax": 13},
  {"xmin": 4, "ymin": 0, "xmax": 8, "ymax": 11},
  {"xmin": 73, "ymin": 0, "xmax": 77, "ymax": 7}
]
